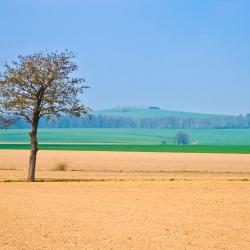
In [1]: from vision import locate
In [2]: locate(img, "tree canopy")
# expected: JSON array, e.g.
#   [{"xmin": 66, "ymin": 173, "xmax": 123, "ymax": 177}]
[{"xmin": 0, "ymin": 51, "xmax": 89, "ymax": 123}]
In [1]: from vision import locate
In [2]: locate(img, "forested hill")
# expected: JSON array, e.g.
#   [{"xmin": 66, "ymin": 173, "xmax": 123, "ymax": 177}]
[{"xmin": 10, "ymin": 107, "xmax": 250, "ymax": 129}]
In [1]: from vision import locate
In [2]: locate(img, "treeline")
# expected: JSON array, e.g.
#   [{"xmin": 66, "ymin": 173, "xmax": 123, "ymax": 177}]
[{"xmin": 12, "ymin": 114, "xmax": 250, "ymax": 129}]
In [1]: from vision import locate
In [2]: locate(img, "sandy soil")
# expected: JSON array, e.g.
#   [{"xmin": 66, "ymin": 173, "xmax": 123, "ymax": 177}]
[
  {"xmin": 1, "ymin": 150, "xmax": 250, "ymax": 249},
  {"xmin": 0, "ymin": 181, "xmax": 249, "ymax": 250},
  {"xmin": 1, "ymin": 169, "xmax": 250, "ymax": 182},
  {"xmin": 1, "ymin": 150, "xmax": 250, "ymax": 181},
  {"xmin": 1, "ymin": 150, "xmax": 250, "ymax": 172}
]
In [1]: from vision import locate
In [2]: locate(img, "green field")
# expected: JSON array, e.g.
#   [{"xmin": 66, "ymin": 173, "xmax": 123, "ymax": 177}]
[
  {"xmin": 0, "ymin": 128, "xmax": 250, "ymax": 145},
  {"xmin": 0, "ymin": 128, "xmax": 250, "ymax": 153},
  {"xmin": 0, "ymin": 143, "xmax": 250, "ymax": 154}
]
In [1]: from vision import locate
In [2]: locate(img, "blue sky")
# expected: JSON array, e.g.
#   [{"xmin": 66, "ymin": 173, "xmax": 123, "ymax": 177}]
[{"xmin": 0, "ymin": 0, "xmax": 249, "ymax": 115}]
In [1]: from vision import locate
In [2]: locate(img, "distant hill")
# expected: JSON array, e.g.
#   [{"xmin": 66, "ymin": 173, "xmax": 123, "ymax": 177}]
[
  {"xmin": 93, "ymin": 107, "xmax": 229, "ymax": 119},
  {"xmin": 9, "ymin": 106, "xmax": 249, "ymax": 129}
]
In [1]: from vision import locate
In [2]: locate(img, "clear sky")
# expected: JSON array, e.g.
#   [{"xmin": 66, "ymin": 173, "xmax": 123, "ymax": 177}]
[{"xmin": 0, "ymin": 0, "xmax": 249, "ymax": 115}]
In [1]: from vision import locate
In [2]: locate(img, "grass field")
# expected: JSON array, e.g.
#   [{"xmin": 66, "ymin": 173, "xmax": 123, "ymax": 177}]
[
  {"xmin": 1, "ymin": 128, "xmax": 250, "ymax": 153},
  {"xmin": 0, "ymin": 128, "xmax": 250, "ymax": 145},
  {"xmin": 1, "ymin": 144, "xmax": 250, "ymax": 154}
]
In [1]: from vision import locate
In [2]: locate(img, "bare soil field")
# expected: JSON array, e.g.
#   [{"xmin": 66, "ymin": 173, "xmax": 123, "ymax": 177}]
[
  {"xmin": 1, "ymin": 150, "xmax": 250, "ymax": 181},
  {"xmin": 1, "ymin": 150, "xmax": 250, "ymax": 249},
  {"xmin": 0, "ymin": 181, "xmax": 250, "ymax": 250}
]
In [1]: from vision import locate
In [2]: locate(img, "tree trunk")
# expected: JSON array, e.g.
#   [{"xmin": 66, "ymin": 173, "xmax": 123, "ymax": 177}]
[{"xmin": 27, "ymin": 113, "xmax": 39, "ymax": 182}]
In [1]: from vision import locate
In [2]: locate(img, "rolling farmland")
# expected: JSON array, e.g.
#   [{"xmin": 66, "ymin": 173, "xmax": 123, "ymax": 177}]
[
  {"xmin": 0, "ymin": 128, "xmax": 250, "ymax": 153},
  {"xmin": 0, "ymin": 128, "xmax": 250, "ymax": 144}
]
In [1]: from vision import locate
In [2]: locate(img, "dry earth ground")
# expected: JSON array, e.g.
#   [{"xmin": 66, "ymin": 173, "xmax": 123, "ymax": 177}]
[
  {"xmin": 0, "ymin": 150, "xmax": 250, "ymax": 249},
  {"xmin": 0, "ymin": 181, "xmax": 249, "ymax": 250},
  {"xmin": 1, "ymin": 150, "xmax": 250, "ymax": 181}
]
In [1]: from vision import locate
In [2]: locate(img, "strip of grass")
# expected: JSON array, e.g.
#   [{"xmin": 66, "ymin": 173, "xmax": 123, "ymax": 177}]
[{"xmin": 0, "ymin": 144, "xmax": 250, "ymax": 154}]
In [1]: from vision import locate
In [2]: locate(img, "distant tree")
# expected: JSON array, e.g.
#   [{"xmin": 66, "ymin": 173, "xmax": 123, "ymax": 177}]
[
  {"xmin": 246, "ymin": 114, "xmax": 250, "ymax": 127},
  {"xmin": 148, "ymin": 106, "xmax": 160, "ymax": 110},
  {"xmin": 161, "ymin": 140, "xmax": 167, "ymax": 145},
  {"xmin": 0, "ymin": 51, "xmax": 90, "ymax": 181},
  {"xmin": 174, "ymin": 131, "xmax": 190, "ymax": 145}
]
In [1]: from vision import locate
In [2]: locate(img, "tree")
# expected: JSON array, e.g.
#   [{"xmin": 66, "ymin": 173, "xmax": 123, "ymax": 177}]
[
  {"xmin": 0, "ymin": 51, "xmax": 90, "ymax": 181},
  {"xmin": 174, "ymin": 131, "xmax": 190, "ymax": 145}
]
